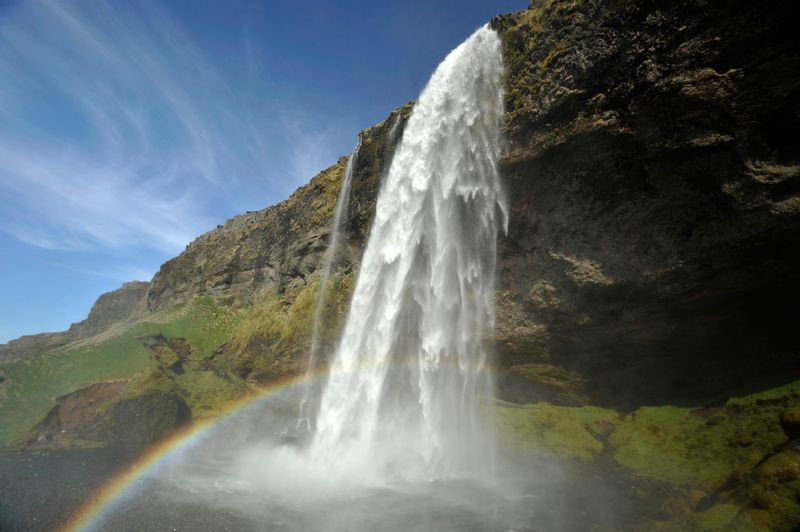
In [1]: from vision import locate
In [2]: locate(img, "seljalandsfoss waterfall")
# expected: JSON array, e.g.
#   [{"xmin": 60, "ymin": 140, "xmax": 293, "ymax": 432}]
[
  {"xmin": 309, "ymin": 24, "xmax": 506, "ymax": 480},
  {"xmin": 69, "ymin": 26, "xmax": 551, "ymax": 531},
  {"xmin": 4, "ymin": 1, "xmax": 798, "ymax": 530},
  {"xmin": 14, "ymin": 20, "xmax": 651, "ymax": 532}
]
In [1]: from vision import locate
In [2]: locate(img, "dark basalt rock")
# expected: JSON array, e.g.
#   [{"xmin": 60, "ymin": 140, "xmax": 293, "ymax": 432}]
[
  {"xmin": 30, "ymin": 380, "xmax": 190, "ymax": 448},
  {"xmin": 492, "ymin": 0, "xmax": 800, "ymax": 408},
  {"xmin": 98, "ymin": 390, "xmax": 191, "ymax": 446},
  {"xmin": 781, "ymin": 408, "xmax": 800, "ymax": 440}
]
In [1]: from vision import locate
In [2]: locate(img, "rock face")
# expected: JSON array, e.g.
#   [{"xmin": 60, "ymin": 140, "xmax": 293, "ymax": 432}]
[
  {"xmin": 0, "ymin": 281, "xmax": 149, "ymax": 362},
  {"xmin": 79, "ymin": 281, "xmax": 150, "ymax": 336},
  {"xmin": 32, "ymin": 380, "xmax": 190, "ymax": 447},
  {"xmin": 491, "ymin": 0, "xmax": 800, "ymax": 408},
  {"xmin": 146, "ymin": 103, "xmax": 413, "ymax": 312},
  {"xmin": 33, "ymin": 381, "xmax": 128, "ymax": 436}
]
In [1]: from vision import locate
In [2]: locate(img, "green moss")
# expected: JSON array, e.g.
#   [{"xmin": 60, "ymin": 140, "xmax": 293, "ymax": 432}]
[
  {"xmin": 175, "ymin": 366, "xmax": 244, "ymax": 418},
  {"xmin": 727, "ymin": 452, "xmax": 800, "ymax": 531},
  {"xmin": 131, "ymin": 296, "xmax": 240, "ymax": 357},
  {"xmin": 692, "ymin": 503, "xmax": 759, "ymax": 531},
  {"xmin": 726, "ymin": 380, "xmax": 800, "ymax": 408},
  {"xmin": 229, "ymin": 271, "xmax": 355, "ymax": 380},
  {"xmin": 607, "ymin": 381, "xmax": 800, "ymax": 489},
  {"xmin": 611, "ymin": 404, "xmax": 786, "ymax": 488},
  {"xmin": 495, "ymin": 401, "xmax": 619, "ymax": 461},
  {"xmin": 509, "ymin": 363, "xmax": 587, "ymax": 403},
  {"xmin": 496, "ymin": 400, "xmax": 765, "ymax": 476},
  {"xmin": 495, "ymin": 380, "xmax": 800, "ymax": 530}
]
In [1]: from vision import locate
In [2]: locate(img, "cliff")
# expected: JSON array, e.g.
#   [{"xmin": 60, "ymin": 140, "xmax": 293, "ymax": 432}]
[
  {"xmin": 0, "ymin": 281, "xmax": 149, "ymax": 362},
  {"xmin": 7, "ymin": 0, "xmax": 796, "ymax": 409},
  {"xmin": 146, "ymin": 103, "xmax": 413, "ymax": 313},
  {"xmin": 490, "ymin": 0, "xmax": 800, "ymax": 408},
  {"xmin": 1, "ymin": 1, "xmax": 799, "ymax": 528}
]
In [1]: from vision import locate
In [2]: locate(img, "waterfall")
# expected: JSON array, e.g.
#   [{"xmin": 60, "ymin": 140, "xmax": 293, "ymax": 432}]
[
  {"xmin": 386, "ymin": 112, "xmax": 402, "ymax": 148},
  {"xmin": 298, "ymin": 141, "xmax": 362, "ymax": 430},
  {"xmin": 310, "ymin": 25, "xmax": 507, "ymax": 479}
]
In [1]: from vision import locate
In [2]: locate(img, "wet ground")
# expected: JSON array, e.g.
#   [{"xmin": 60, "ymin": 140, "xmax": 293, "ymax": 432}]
[
  {"xmin": 0, "ymin": 392, "xmax": 663, "ymax": 531},
  {"xmin": 0, "ymin": 445, "xmax": 650, "ymax": 532},
  {"xmin": 0, "ymin": 446, "xmax": 139, "ymax": 531},
  {"xmin": 91, "ymin": 470, "xmax": 633, "ymax": 532}
]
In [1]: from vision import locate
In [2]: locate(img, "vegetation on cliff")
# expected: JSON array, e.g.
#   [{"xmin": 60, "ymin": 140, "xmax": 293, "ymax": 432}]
[
  {"xmin": 0, "ymin": 297, "xmax": 245, "ymax": 447},
  {"xmin": 0, "ymin": 1, "xmax": 796, "ymax": 529}
]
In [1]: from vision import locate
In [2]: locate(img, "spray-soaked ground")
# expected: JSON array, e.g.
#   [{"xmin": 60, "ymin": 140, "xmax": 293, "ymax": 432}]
[
  {"xmin": 98, "ymin": 471, "xmax": 628, "ymax": 532},
  {"xmin": 0, "ymin": 383, "xmax": 663, "ymax": 531},
  {"xmin": 0, "ymin": 446, "xmax": 140, "ymax": 531},
  {"xmin": 43, "ymin": 383, "xmax": 647, "ymax": 532}
]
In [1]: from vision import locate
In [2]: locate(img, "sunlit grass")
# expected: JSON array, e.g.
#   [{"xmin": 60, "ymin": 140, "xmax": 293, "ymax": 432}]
[{"xmin": 0, "ymin": 296, "xmax": 245, "ymax": 446}]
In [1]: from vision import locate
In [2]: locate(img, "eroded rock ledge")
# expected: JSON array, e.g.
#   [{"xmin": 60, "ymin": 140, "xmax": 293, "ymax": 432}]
[{"xmin": 492, "ymin": 0, "xmax": 800, "ymax": 408}]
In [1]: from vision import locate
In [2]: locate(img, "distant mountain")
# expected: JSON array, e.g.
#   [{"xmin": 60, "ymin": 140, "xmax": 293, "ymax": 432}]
[{"xmin": 0, "ymin": 281, "xmax": 150, "ymax": 363}]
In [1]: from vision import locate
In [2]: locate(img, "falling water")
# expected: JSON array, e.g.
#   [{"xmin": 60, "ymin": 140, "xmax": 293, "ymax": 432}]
[
  {"xmin": 310, "ymin": 25, "xmax": 507, "ymax": 479},
  {"xmin": 299, "ymin": 141, "xmax": 362, "ymax": 428},
  {"xmin": 386, "ymin": 112, "xmax": 402, "ymax": 147},
  {"xmin": 64, "ymin": 24, "xmax": 627, "ymax": 532}
]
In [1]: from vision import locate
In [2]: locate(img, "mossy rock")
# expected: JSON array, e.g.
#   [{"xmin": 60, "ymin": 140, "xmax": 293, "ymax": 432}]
[
  {"xmin": 93, "ymin": 387, "xmax": 191, "ymax": 446},
  {"xmin": 226, "ymin": 271, "xmax": 355, "ymax": 382},
  {"xmin": 495, "ymin": 381, "xmax": 800, "ymax": 530},
  {"xmin": 0, "ymin": 296, "xmax": 246, "ymax": 448},
  {"xmin": 780, "ymin": 408, "xmax": 800, "ymax": 439},
  {"xmin": 611, "ymin": 404, "xmax": 786, "ymax": 489},
  {"xmin": 506, "ymin": 362, "xmax": 588, "ymax": 405},
  {"xmin": 729, "ymin": 451, "xmax": 800, "ymax": 531},
  {"xmin": 494, "ymin": 401, "xmax": 619, "ymax": 462}
]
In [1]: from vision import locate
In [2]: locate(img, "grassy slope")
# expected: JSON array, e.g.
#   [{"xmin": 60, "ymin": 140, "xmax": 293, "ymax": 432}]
[
  {"xmin": 0, "ymin": 272, "xmax": 356, "ymax": 448},
  {"xmin": 227, "ymin": 272, "xmax": 355, "ymax": 380},
  {"xmin": 0, "ymin": 297, "xmax": 246, "ymax": 446}
]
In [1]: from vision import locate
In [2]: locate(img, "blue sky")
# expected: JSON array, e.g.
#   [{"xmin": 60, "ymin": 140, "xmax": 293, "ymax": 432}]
[{"xmin": 0, "ymin": 0, "xmax": 524, "ymax": 342}]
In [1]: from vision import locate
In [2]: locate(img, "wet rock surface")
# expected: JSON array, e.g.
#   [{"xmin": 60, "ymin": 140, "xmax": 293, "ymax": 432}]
[{"xmin": 492, "ymin": 0, "xmax": 800, "ymax": 408}]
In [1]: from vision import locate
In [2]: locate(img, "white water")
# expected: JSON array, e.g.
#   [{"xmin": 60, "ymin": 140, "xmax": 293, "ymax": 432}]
[
  {"xmin": 386, "ymin": 112, "xmax": 402, "ymax": 147},
  {"xmin": 80, "ymin": 25, "xmax": 625, "ymax": 532},
  {"xmin": 310, "ymin": 25, "xmax": 507, "ymax": 480},
  {"xmin": 299, "ymin": 141, "xmax": 362, "ymax": 428}
]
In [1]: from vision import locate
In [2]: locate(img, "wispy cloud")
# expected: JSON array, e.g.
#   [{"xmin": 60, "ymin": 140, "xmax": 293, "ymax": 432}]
[
  {"xmin": 284, "ymin": 115, "xmax": 343, "ymax": 187},
  {"xmin": 0, "ymin": 0, "xmax": 284, "ymax": 255},
  {"xmin": 42, "ymin": 260, "xmax": 154, "ymax": 284}
]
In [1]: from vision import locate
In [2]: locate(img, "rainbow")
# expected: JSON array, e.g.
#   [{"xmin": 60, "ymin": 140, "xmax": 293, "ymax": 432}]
[
  {"xmin": 63, "ymin": 371, "xmax": 317, "ymax": 532},
  {"xmin": 63, "ymin": 356, "xmax": 488, "ymax": 531}
]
